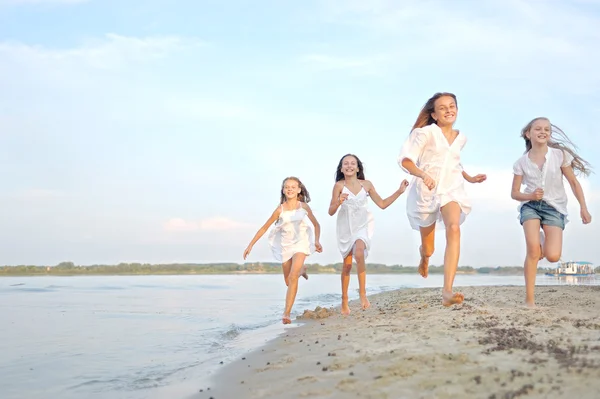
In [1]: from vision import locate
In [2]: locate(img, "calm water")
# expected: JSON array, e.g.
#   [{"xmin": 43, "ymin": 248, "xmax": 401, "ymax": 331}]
[{"xmin": 0, "ymin": 273, "xmax": 597, "ymax": 399}]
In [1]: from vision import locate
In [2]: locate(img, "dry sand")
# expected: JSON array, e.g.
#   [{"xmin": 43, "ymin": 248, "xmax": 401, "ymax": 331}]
[{"xmin": 193, "ymin": 285, "xmax": 600, "ymax": 399}]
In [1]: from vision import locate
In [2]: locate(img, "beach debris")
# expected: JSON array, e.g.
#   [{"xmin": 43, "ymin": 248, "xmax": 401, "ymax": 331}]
[{"xmin": 297, "ymin": 306, "xmax": 334, "ymax": 320}]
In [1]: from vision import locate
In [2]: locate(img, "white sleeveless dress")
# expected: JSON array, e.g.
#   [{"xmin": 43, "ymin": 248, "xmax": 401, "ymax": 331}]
[
  {"xmin": 268, "ymin": 203, "xmax": 315, "ymax": 263},
  {"xmin": 336, "ymin": 184, "xmax": 375, "ymax": 258}
]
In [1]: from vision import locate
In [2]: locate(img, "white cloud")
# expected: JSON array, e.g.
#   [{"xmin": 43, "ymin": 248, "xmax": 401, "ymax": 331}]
[
  {"xmin": 164, "ymin": 217, "xmax": 253, "ymax": 233},
  {"xmin": 316, "ymin": 0, "xmax": 600, "ymax": 93},
  {"xmin": 0, "ymin": 34, "xmax": 204, "ymax": 72}
]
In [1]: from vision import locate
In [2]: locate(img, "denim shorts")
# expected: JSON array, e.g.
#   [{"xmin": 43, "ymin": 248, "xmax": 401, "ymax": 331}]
[{"xmin": 519, "ymin": 200, "xmax": 565, "ymax": 230}]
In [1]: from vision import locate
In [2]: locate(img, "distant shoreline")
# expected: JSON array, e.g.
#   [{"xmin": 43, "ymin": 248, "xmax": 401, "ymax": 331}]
[
  {"xmin": 2, "ymin": 261, "xmax": 596, "ymax": 277},
  {"xmin": 0, "ymin": 261, "xmax": 575, "ymax": 277}
]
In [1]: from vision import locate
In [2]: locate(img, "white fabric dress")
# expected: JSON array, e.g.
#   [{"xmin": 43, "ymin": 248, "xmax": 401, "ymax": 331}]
[
  {"xmin": 398, "ymin": 123, "xmax": 471, "ymax": 230},
  {"xmin": 268, "ymin": 203, "xmax": 315, "ymax": 263},
  {"xmin": 336, "ymin": 184, "xmax": 375, "ymax": 258}
]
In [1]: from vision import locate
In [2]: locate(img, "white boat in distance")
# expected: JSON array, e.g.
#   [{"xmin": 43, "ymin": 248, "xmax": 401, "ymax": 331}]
[{"xmin": 545, "ymin": 260, "xmax": 595, "ymax": 277}]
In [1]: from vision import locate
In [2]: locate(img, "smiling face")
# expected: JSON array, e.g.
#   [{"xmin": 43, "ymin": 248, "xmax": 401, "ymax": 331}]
[
  {"xmin": 431, "ymin": 95, "xmax": 458, "ymax": 127},
  {"xmin": 340, "ymin": 155, "xmax": 359, "ymax": 178},
  {"xmin": 526, "ymin": 118, "xmax": 551, "ymax": 146},
  {"xmin": 281, "ymin": 178, "xmax": 302, "ymax": 201}
]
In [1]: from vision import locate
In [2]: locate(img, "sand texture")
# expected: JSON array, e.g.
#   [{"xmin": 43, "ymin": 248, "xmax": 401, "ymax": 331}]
[{"xmin": 193, "ymin": 285, "xmax": 600, "ymax": 399}]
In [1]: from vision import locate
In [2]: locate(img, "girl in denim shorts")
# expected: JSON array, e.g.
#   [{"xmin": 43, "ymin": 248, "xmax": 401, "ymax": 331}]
[{"xmin": 511, "ymin": 117, "xmax": 592, "ymax": 308}]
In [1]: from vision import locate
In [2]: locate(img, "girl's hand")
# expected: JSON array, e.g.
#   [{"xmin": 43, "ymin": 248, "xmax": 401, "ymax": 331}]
[
  {"xmin": 315, "ymin": 241, "xmax": 323, "ymax": 253},
  {"xmin": 399, "ymin": 179, "xmax": 409, "ymax": 194},
  {"xmin": 469, "ymin": 174, "xmax": 487, "ymax": 183},
  {"xmin": 581, "ymin": 208, "xmax": 592, "ymax": 224},
  {"xmin": 339, "ymin": 193, "xmax": 349, "ymax": 204},
  {"xmin": 420, "ymin": 173, "xmax": 435, "ymax": 190},
  {"xmin": 530, "ymin": 188, "xmax": 544, "ymax": 201},
  {"xmin": 243, "ymin": 246, "xmax": 252, "ymax": 260}
]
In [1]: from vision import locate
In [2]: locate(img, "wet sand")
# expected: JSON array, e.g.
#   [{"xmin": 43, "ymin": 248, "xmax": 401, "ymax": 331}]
[{"xmin": 193, "ymin": 285, "xmax": 600, "ymax": 399}]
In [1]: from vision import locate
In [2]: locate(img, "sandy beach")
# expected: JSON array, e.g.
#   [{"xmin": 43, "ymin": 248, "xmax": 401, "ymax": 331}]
[{"xmin": 193, "ymin": 285, "xmax": 600, "ymax": 399}]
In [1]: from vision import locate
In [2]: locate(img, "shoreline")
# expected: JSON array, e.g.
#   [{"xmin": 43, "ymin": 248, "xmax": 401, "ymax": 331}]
[{"xmin": 192, "ymin": 285, "xmax": 600, "ymax": 399}]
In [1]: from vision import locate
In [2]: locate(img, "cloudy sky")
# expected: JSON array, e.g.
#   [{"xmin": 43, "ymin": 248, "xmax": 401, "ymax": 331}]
[{"xmin": 1, "ymin": 0, "xmax": 599, "ymax": 267}]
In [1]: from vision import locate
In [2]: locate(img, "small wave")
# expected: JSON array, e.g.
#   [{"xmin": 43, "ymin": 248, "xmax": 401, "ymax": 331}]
[{"xmin": 218, "ymin": 320, "xmax": 275, "ymax": 341}]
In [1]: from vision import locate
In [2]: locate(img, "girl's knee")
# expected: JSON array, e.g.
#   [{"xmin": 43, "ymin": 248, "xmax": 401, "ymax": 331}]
[
  {"xmin": 288, "ymin": 273, "xmax": 300, "ymax": 284},
  {"xmin": 446, "ymin": 223, "xmax": 460, "ymax": 236},
  {"xmin": 354, "ymin": 250, "xmax": 365, "ymax": 263},
  {"xmin": 526, "ymin": 245, "xmax": 541, "ymax": 260},
  {"xmin": 342, "ymin": 262, "xmax": 352, "ymax": 274},
  {"xmin": 545, "ymin": 251, "xmax": 561, "ymax": 263}
]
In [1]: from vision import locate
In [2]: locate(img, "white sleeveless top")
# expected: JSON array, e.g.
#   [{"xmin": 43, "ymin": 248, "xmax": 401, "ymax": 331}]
[
  {"xmin": 268, "ymin": 202, "xmax": 315, "ymax": 263},
  {"xmin": 336, "ymin": 183, "xmax": 374, "ymax": 258}
]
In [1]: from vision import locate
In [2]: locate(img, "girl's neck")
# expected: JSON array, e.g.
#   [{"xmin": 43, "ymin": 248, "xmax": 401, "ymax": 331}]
[
  {"xmin": 437, "ymin": 123, "xmax": 454, "ymax": 135},
  {"xmin": 344, "ymin": 175, "xmax": 359, "ymax": 184},
  {"xmin": 529, "ymin": 142, "xmax": 549, "ymax": 155},
  {"xmin": 284, "ymin": 198, "xmax": 299, "ymax": 207}
]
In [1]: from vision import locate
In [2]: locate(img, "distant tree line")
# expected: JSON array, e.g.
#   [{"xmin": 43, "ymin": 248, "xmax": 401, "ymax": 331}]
[{"xmin": 0, "ymin": 261, "xmax": 581, "ymax": 276}]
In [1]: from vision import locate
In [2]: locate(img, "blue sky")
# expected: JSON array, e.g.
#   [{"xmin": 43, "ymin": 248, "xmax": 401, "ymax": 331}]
[{"xmin": 1, "ymin": 0, "xmax": 599, "ymax": 267}]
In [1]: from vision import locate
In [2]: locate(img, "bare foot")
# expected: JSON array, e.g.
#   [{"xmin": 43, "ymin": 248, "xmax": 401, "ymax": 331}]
[
  {"xmin": 282, "ymin": 314, "xmax": 292, "ymax": 324},
  {"xmin": 418, "ymin": 246, "xmax": 429, "ymax": 278},
  {"xmin": 442, "ymin": 291, "xmax": 464, "ymax": 307},
  {"xmin": 360, "ymin": 294, "xmax": 370, "ymax": 310},
  {"xmin": 524, "ymin": 300, "xmax": 536, "ymax": 309},
  {"xmin": 341, "ymin": 301, "xmax": 351, "ymax": 316},
  {"xmin": 301, "ymin": 266, "xmax": 308, "ymax": 280}
]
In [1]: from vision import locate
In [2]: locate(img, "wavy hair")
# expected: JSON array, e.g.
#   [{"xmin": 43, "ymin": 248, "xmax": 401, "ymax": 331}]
[{"xmin": 521, "ymin": 117, "xmax": 591, "ymax": 176}]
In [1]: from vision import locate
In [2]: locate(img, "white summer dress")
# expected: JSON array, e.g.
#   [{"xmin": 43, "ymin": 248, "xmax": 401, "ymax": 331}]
[
  {"xmin": 336, "ymin": 183, "xmax": 375, "ymax": 258},
  {"xmin": 398, "ymin": 123, "xmax": 471, "ymax": 230},
  {"xmin": 268, "ymin": 202, "xmax": 315, "ymax": 263}
]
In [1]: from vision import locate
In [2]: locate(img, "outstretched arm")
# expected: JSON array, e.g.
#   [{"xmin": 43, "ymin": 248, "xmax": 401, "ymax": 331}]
[
  {"xmin": 302, "ymin": 203, "xmax": 323, "ymax": 252},
  {"xmin": 562, "ymin": 165, "xmax": 592, "ymax": 224},
  {"xmin": 243, "ymin": 207, "xmax": 281, "ymax": 259},
  {"xmin": 328, "ymin": 181, "xmax": 346, "ymax": 216},
  {"xmin": 462, "ymin": 170, "xmax": 487, "ymax": 183},
  {"xmin": 365, "ymin": 179, "xmax": 409, "ymax": 210}
]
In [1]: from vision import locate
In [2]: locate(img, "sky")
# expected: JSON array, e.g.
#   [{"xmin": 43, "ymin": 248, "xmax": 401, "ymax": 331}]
[{"xmin": 1, "ymin": 0, "xmax": 599, "ymax": 267}]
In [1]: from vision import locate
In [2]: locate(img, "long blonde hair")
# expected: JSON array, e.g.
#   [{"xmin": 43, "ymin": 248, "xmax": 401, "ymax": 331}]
[{"xmin": 521, "ymin": 117, "xmax": 591, "ymax": 176}]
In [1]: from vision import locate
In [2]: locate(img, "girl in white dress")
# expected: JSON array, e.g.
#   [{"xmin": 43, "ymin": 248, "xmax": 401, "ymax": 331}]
[
  {"xmin": 511, "ymin": 117, "xmax": 592, "ymax": 307},
  {"xmin": 398, "ymin": 92, "xmax": 487, "ymax": 307},
  {"xmin": 243, "ymin": 177, "xmax": 323, "ymax": 324},
  {"xmin": 328, "ymin": 154, "xmax": 408, "ymax": 315}
]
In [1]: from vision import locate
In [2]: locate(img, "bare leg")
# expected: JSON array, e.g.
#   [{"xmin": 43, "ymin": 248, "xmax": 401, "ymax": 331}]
[
  {"xmin": 281, "ymin": 259, "xmax": 292, "ymax": 286},
  {"xmin": 542, "ymin": 225, "xmax": 563, "ymax": 263},
  {"xmin": 353, "ymin": 240, "xmax": 370, "ymax": 310},
  {"xmin": 418, "ymin": 223, "xmax": 436, "ymax": 278},
  {"xmin": 341, "ymin": 252, "xmax": 353, "ymax": 315},
  {"xmin": 282, "ymin": 253, "xmax": 306, "ymax": 324},
  {"xmin": 523, "ymin": 219, "xmax": 542, "ymax": 308},
  {"xmin": 440, "ymin": 202, "xmax": 464, "ymax": 306},
  {"xmin": 539, "ymin": 230, "xmax": 545, "ymax": 260}
]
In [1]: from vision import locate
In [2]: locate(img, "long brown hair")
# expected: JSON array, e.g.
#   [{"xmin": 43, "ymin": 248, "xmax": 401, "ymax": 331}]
[
  {"xmin": 521, "ymin": 117, "xmax": 591, "ymax": 176},
  {"xmin": 279, "ymin": 176, "xmax": 311, "ymax": 204},
  {"xmin": 412, "ymin": 92, "xmax": 457, "ymax": 130},
  {"xmin": 334, "ymin": 153, "xmax": 365, "ymax": 182}
]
